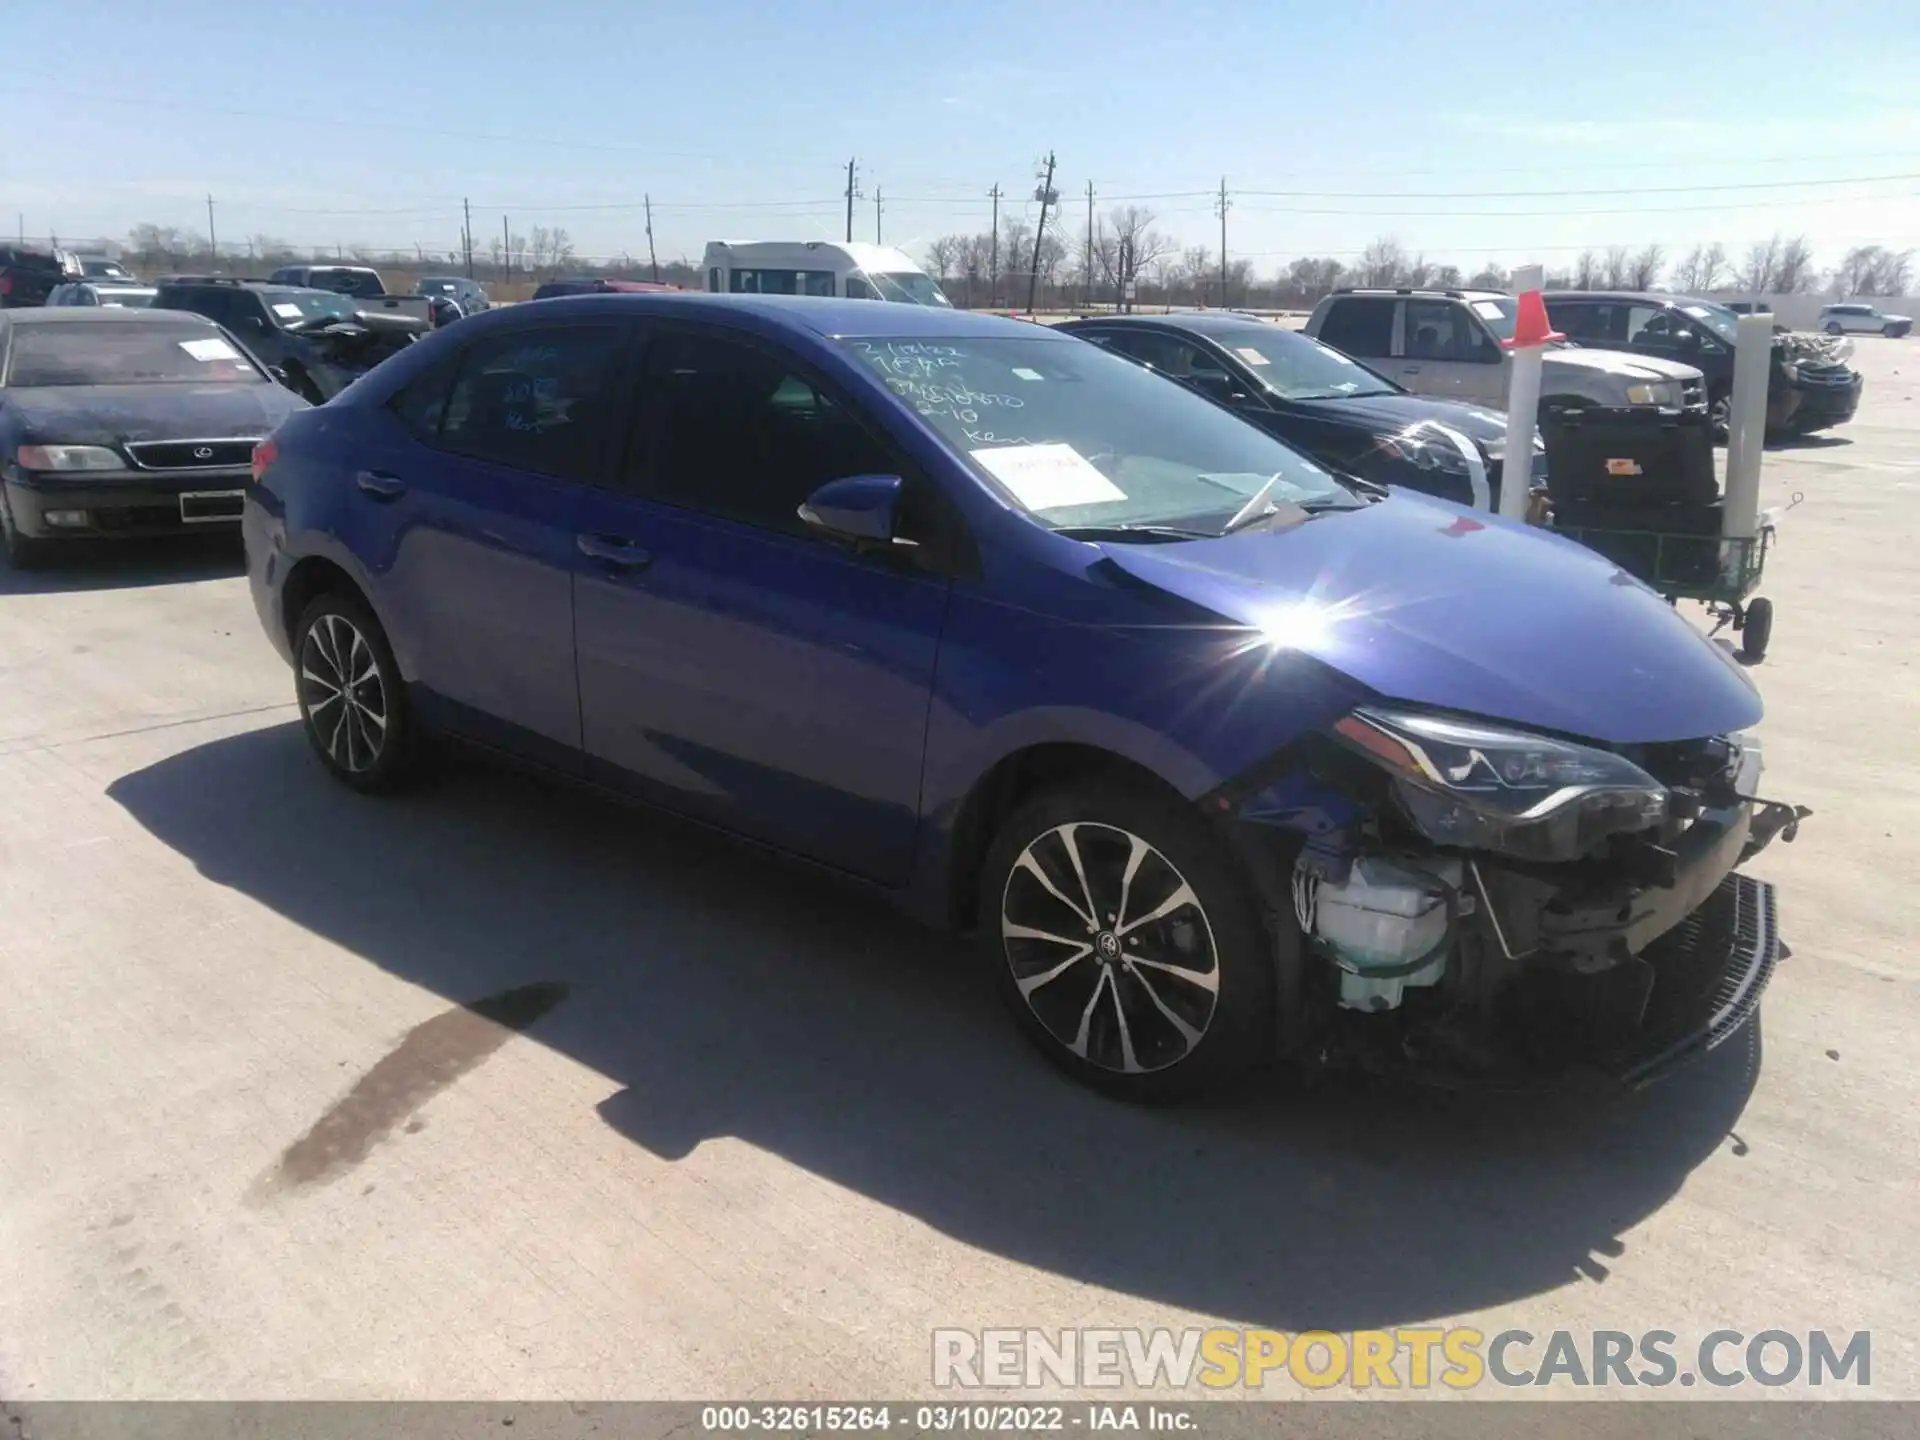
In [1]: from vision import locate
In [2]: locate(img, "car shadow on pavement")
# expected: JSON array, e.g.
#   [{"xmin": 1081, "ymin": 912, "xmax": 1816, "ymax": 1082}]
[
  {"xmin": 108, "ymin": 722, "xmax": 1759, "ymax": 1333},
  {"xmin": 0, "ymin": 536, "xmax": 243, "ymax": 595}
]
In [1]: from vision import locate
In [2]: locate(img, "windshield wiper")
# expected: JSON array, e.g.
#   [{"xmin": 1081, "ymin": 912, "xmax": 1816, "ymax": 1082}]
[
  {"xmin": 1053, "ymin": 523, "xmax": 1215, "ymax": 544},
  {"xmin": 1221, "ymin": 476, "xmax": 1286, "ymax": 535}
]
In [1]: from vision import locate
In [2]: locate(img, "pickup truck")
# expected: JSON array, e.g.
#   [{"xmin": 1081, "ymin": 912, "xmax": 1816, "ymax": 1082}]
[
  {"xmin": 150, "ymin": 277, "xmax": 430, "ymax": 404},
  {"xmin": 266, "ymin": 264, "xmax": 436, "ymax": 325}
]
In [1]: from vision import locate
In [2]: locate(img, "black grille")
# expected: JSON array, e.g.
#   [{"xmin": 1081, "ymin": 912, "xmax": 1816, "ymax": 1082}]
[
  {"xmin": 1795, "ymin": 367, "xmax": 1856, "ymax": 389},
  {"xmin": 1619, "ymin": 874, "xmax": 1779, "ymax": 1088},
  {"xmin": 124, "ymin": 439, "xmax": 257, "ymax": 470}
]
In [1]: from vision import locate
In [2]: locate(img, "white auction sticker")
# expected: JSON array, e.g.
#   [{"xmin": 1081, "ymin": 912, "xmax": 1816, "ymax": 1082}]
[
  {"xmin": 1011, "ymin": 367, "xmax": 1044, "ymax": 381},
  {"xmin": 1233, "ymin": 347, "xmax": 1270, "ymax": 366},
  {"xmin": 971, "ymin": 443, "xmax": 1126, "ymax": 511},
  {"xmin": 179, "ymin": 337, "xmax": 242, "ymax": 362},
  {"xmin": 272, "ymin": 303, "xmax": 303, "ymax": 319}
]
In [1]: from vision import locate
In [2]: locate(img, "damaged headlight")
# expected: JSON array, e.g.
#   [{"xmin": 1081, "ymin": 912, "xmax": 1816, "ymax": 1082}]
[{"xmin": 1331, "ymin": 707, "xmax": 1667, "ymax": 863}]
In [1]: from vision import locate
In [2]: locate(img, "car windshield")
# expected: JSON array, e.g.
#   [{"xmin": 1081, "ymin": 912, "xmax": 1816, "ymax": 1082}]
[
  {"xmin": 860, "ymin": 271, "xmax": 953, "ymax": 307},
  {"xmin": 82, "ymin": 261, "xmax": 132, "ymax": 279},
  {"xmin": 93, "ymin": 288, "xmax": 157, "ymax": 308},
  {"xmin": 264, "ymin": 289, "xmax": 359, "ymax": 323},
  {"xmin": 6, "ymin": 323, "xmax": 265, "ymax": 386},
  {"xmin": 1203, "ymin": 325, "xmax": 1400, "ymax": 400},
  {"xmin": 1678, "ymin": 301, "xmax": 1740, "ymax": 343},
  {"xmin": 842, "ymin": 335, "xmax": 1356, "ymax": 534}
]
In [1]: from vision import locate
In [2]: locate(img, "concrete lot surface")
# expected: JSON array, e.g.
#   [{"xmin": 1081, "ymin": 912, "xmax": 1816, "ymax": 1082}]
[{"xmin": 1, "ymin": 341, "xmax": 1916, "ymax": 1408}]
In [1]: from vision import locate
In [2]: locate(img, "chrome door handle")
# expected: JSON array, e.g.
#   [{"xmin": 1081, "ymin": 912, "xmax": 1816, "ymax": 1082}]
[
  {"xmin": 355, "ymin": 470, "xmax": 406, "ymax": 500},
  {"xmin": 576, "ymin": 534, "xmax": 653, "ymax": 569}
]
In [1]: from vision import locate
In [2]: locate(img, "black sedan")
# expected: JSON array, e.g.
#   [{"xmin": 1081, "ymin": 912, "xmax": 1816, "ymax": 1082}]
[
  {"xmin": 1057, "ymin": 312, "xmax": 1546, "ymax": 511},
  {"xmin": 1, "ymin": 308, "xmax": 307, "ymax": 566}
]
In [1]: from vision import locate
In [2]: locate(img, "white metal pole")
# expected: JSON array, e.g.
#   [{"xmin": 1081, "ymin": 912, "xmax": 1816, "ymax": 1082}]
[
  {"xmin": 1721, "ymin": 313, "xmax": 1772, "ymax": 540},
  {"xmin": 1499, "ymin": 263, "xmax": 1546, "ymax": 522}
]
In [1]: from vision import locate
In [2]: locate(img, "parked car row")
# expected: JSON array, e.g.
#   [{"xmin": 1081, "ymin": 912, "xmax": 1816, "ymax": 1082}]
[{"xmin": 217, "ymin": 290, "xmax": 1804, "ymax": 1103}]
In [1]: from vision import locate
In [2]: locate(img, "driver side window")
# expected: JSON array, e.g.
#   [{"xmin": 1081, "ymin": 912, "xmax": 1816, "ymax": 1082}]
[{"xmin": 625, "ymin": 330, "xmax": 903, "ymax": 541}]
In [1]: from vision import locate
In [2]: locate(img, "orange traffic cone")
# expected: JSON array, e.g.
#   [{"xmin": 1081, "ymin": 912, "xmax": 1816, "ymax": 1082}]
[{"xmin": 1502, "ymin": 287, "xmax": 1564, "ymax": 350}]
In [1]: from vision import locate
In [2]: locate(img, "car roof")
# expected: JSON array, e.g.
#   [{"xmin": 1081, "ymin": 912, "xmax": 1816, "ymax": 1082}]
[
  {"xmin": 508, "ymin": 292, "xmax": 1064, "ymax": 341},
  {"xmin": 1062, "ymin": 311, "xmax": 1292, "ymax": 337},
  {"xmin": 2, "ymin": 306, "xmax": 215, "ymax": 325}
]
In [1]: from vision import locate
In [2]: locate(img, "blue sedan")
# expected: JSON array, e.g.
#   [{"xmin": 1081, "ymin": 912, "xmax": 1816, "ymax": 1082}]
[{"xmin": 243, "ymin": 294, "xmax": 1798, "ymax": 1100}]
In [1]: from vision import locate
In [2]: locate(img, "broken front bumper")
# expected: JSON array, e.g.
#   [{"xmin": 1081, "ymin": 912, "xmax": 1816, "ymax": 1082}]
[{"xmin": 1617, "ymin": 872, "xmax": 1778, "ymax": 1088}]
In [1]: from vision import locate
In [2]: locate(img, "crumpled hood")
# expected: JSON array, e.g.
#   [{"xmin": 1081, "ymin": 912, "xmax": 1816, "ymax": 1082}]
[
  {"xmin": 1304, "ymin": 392, "xmax": 1512, "ymax": 450},
  {"xmin": 1546, "ymin": 347, "xmax": 1702, "ymax": 383},
  {"xmin": 6, "ymin": 383, "xmax": 306, "ymax": 445},
  {"xmin": 1098, "ymin": 491, "xmax": 1761, "ymax": 745}
]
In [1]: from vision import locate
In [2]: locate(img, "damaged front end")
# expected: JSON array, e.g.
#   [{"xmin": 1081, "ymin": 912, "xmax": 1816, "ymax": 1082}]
[{"xmin": 1222, "ymin": 709, "xmax": 1809, "ymax": 1089}]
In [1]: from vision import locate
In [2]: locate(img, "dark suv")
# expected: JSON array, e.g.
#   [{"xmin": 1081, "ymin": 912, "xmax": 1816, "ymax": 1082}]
[
  {"xmin": 151, "ymin": 278, "xmax": 427, "ymax": 403},
  {"xmin": 1544, "ymin": 291, "xmax": 1863, "ymax": 438},
  {"xmin": 0, "ymin": 246, "xmax": 66, "ymax": 308}
]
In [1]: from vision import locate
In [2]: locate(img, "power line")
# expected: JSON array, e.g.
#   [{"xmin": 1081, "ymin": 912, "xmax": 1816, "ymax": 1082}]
[{"xmin": 1235, "ymin": 170, "xmax": 1920, "ymax": 200}]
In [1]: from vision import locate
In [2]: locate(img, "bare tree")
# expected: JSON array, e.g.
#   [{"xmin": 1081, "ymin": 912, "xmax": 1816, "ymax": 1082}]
[
  {"xmin": 1431, "ymin": 263, "xmax": 1463, "ymax": 290},
  {"xmin": 1771, "ymin": 235, "xmax": 1816, "ymax": 294},
  {"xmin": 925, "ymin": 235, "xmax": 959, "ymax": 283},
  {"xmin": 1571, "ymin": 250, "xmax": 1600, "ymax": 290},
  {"xmin": 1628, "ymin": 243, "xmax": 1665, "ymax": 291},
  {"xmin": 998, "ymin": 219, "xmax": 1034, "ymax": 305},
  {"xmin": 1737, "ymin": 235, "xmax": 1783, "ymax": 293},
  {"xmin": 1599, "ymin": 245, "xmax": 1631, "ymax": 288},
  {"xmin": 1177, "ymin": 245, "xmax": 1213, "ymax": 305},
  {"xmin": 1104, "ymin": 206, "xmax": 1172, "ymax": 312},
  {"xmin": 1355, "ymin": 236, "xmax": 1408, "ymax": 287},
  {"xmin": 1881, "ymin": 250, "xmax": 1914, "ymax": 296},
  {"xmin": 1035, "ymin": 231, "xmax": 1068, "ymax": 306},
  {"xmin": 1465, "ymin": 261, "xmax": 1508, "ymax": 291}
]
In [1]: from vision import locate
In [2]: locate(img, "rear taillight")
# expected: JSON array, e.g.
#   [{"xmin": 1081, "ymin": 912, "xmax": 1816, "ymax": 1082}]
[
  {"xmin": 250, "ymin": 437, "xmax": 279, "ymax": 483},
  {"xmin": 0, "ymin": 276, "xmax": 12, "ymax": 295}
]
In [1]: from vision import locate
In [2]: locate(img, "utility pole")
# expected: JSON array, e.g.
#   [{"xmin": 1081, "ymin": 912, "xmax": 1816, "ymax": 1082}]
[
  {"xmin": 502, "ymin": 215, "xmax": 510, "ymax": 283},
  {"xmin": 1084, "ymin": 181, "xmax": 1096, "ymax": 311},
  {"xmin": 463, "ymin": 197, "xmax": 475, "ymax": 278},
  {"xmin": 1215, "ymin": 177, "xmax": 1231, "ymax": 309},
  {"xmin": 988, "ymin": 183, "xmax": 1002, "ymax": 308},
  {"xmin": 206, "ymin": 194, "xmax": 217, "ymax": 262},
  {"xmin": 844, "ymin": 157, "xmax": 860, "ymax": 244},
  {"xmin": 644, "ymin": 194, "xmax": 660, "ymax": 283},
  {"xmin": 1026, "ymin": 152, "xmax": 1057, "ymax": 315},
  {"xmin": 874, "ymin": 187, "xmax": 883, "ymax": 245}
]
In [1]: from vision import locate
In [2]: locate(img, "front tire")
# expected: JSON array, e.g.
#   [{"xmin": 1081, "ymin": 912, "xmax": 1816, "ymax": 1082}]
[
  {"xmin": 0, "ymin": 494, "xmax": 52, "ymax": 569},
  {"xmin": 979, "ymin": 783, "xmax": 1276, "ymax": 1102},
  {"xmin": 293, "ymin": 591, "xmax": 416, "ymax": 792}
]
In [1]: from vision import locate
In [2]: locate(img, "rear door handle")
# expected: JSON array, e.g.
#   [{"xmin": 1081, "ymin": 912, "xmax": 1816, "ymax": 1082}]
[
  {"xmin": 1402, "ymin": 365, "xmax": 1422, "ymax": 374},
  {"xmin": 577, "ymin": 533, "xmax": 653, "ymax": 570},
  {"xmin": 355, "ymin": 470, "xmax": 406, "ymax": 500}
]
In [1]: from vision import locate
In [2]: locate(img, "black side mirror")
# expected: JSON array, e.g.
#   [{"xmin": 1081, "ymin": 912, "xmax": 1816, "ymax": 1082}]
[
  {"xmin": 1674, "ymin": 328, "xmax": 1701, "ymax": 349},
  {"xmin": 798, "ymin": 474, "xmax": 907, "ymax": 547}
]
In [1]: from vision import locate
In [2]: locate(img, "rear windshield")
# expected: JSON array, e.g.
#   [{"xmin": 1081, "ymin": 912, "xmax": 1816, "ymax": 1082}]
[
  {"xmin": 6, "ymin": 324, "xmax": 265, "ymax": 386},
  {"xmin": 94, "ymin": 288, "xmax": 157, "ymax": 308},
  {"xmin": 306, "ymin": 268, "xmax": 385, "ymax": 298}
]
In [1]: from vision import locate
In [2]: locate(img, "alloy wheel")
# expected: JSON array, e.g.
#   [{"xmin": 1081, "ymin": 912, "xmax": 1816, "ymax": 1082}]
[
  {"xmin": 300, "ymin": 613, "xmax": 388, "ymax": 774},
  {"xmin": 1000, "ymin": 822, "xmax": 1220, "ymax": 1074}
]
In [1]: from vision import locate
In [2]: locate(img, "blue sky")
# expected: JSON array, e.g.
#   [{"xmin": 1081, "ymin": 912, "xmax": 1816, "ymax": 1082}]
[{"xmin": 7, "ymin": 0, "xmax": 1920, "ymax": 276}]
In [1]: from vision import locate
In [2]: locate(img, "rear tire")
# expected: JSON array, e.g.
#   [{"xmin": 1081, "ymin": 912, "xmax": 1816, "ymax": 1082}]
[
  {"xmin": 1825, "ymin": 321, "xmax": 1844, "ymax": 335},
  {"xmin": 292, "ymin": 591, "xmax": 417, "ymax": 793},
  {"xmin": 978, "ymin": 782, "xmax": 1277, "ymax": 1102}
]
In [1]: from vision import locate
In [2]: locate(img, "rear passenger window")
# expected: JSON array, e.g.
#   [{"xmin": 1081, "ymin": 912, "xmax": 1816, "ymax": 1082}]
[
  {"xmin": 1316, "ymin": 298, "xmax": 1394, "ymax": 357},
  {"xmin": 438, "ymin": 324, "xmax": 626, "ymax": 482}
]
